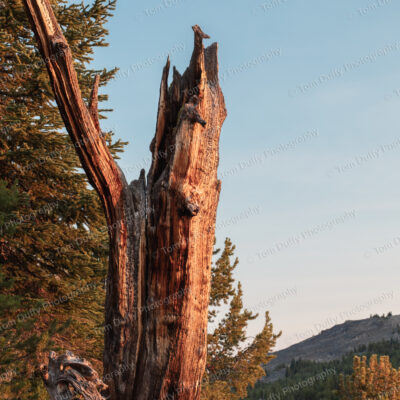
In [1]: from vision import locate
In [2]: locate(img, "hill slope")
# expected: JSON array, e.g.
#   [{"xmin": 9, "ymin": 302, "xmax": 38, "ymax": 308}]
[{"xmin": 265, "ymin": 314, "xmax": 400, "ymax": 381}]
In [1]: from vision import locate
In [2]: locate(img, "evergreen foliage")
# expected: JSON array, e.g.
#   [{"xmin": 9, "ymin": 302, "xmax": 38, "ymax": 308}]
[
  {"xmin": 202, "ymin": 238, "xmax": 280, "ymax": 400},
  {"xmin": 0, "ymin": 0, "xmax": 123, "ymax": 397}
]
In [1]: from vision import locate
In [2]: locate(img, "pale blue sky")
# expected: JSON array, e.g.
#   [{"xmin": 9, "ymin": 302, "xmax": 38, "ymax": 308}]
[{"xmin": 87, "ymin": 0, "xmax": 400, "ymax": 349}]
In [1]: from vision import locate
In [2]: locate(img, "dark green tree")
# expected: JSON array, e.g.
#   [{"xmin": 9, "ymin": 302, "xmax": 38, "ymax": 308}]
[
  {"xmin": 0, "ymin": 0, "xmax": 124, "ymax": 397},
  {"xmin": 202, "ymin": 238, "xmax": 280, "ymax": 400}
]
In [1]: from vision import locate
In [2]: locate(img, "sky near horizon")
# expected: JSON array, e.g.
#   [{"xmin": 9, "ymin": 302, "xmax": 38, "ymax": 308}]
[{"xmin": 84, "ymin": 0, "xmax": 400, "ymax": 350}]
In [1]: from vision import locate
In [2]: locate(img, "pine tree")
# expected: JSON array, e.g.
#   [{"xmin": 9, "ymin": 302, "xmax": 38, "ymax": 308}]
[
  {"xmin": 0, "ymin": 179, "xmax": 50, "ymax": 398},
  {"xmin": 202, "ymin": 238, "xmax": 280, "ymax": 400},
  {"xmin": 340, "ymin": 355, "xmax": 400, "ymax": 399},
  {"xmin": 0, "ymin": 1, "xmax": 123, "ymax": 397}
]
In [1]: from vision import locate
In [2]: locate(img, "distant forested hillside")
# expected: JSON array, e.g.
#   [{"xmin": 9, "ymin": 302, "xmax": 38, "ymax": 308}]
[{"xmin": 246, "ymin": 339, "xmax": 400, "ymax": 400}]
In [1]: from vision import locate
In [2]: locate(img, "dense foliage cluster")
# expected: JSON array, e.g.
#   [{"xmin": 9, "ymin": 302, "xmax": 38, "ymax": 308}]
[
  {"xmin": 340, "ymin": 354, "xmax": 400, "ymax": 399},
  {"xmin": 0, "ymin": 0, "xmax": 123, "ymax": 397}
]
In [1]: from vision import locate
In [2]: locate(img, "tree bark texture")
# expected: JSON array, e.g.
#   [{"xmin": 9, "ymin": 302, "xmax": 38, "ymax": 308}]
[{"xmin": 23, "ymin": 1, "xmax": 227, "ymax": 399}]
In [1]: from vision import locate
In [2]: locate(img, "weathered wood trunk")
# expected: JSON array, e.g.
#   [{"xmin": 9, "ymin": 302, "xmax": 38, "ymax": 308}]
[{"xmin": 23, "ymin": 1, "xmax": 226, "ymax": 399}]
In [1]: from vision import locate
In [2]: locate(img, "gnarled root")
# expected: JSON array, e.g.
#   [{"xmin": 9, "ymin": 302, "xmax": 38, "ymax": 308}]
[{"xmin": 40, "ymin": 351, "xmax": 108, "ymax": 400}]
